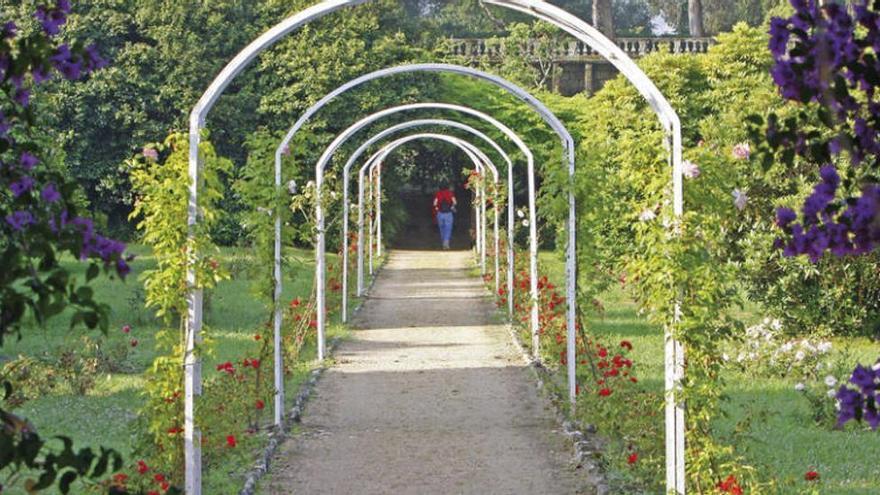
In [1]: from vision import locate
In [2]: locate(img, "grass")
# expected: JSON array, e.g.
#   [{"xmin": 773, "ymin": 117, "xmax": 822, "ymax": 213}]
[
  {"xmin": 2, "ymin": 244, "xmax": 358, "ymax": 494},
  {"xmin": 538, "ymin": 251, "xmax": 880, "ymax": 494}
]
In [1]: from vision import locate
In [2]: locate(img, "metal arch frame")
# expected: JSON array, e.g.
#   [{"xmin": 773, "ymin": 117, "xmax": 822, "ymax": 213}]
[
  {"xmin": 357, "ymin": 134, "xmax": 499, "ymax": 287},
  {"xmin": 274, "ymin": 62, "xmax": 575, "ymax": 402},
  {"xmin": 339, "ymin": 118, "xmax": 512, "ymax": 319},
  {"xmin": 314, "ymin": 102, "xmax": 538, "ymax": 359},
  {"xmin": 362, "ymin": 135, "xmax": 500, "ymax": 286},
  {"xmin": 185, "ymin": 1, "xmax": 685, "ymax": 493}
]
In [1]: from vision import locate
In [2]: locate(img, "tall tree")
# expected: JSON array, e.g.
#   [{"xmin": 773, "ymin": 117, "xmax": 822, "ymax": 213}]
[
  {"xmin": 689, "ymin": 0, "xmax": 704, "ymax": 36},
  {"xmin": 592, "ymin": 0, "xmax": 615, "ymax": 37}
]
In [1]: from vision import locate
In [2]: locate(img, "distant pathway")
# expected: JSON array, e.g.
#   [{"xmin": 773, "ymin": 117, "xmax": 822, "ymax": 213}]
[{"xmin": 263, "ymin": 249, "xmax": 591, "ymax": 494}]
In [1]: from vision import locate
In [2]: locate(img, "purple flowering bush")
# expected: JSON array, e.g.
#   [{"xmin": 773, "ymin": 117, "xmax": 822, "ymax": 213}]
[
  {"xmin": 835, "ymin": 361, "xmax": 880, "ymax": 430},
  {"xmin": 0, "ymin": 1, "xmax": 126, "ymax": 346},
  {"xmin": 0, "ymin": 3, "xmax": 162, "ymax": 493},
  {"xmin": 761, "ymin": 0, "xmax": 880, "ymax": 260}
]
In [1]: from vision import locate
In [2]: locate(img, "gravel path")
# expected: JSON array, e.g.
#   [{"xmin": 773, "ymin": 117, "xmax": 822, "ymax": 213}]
[{"xmin": 262, "ymin": 249, "xmax": 591, "ymax": 495}]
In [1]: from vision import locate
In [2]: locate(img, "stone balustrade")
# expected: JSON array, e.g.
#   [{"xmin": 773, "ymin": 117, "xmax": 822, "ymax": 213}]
[{"xmin": 447, "ymin": 36, "xmax": 714, "ymax": 61}]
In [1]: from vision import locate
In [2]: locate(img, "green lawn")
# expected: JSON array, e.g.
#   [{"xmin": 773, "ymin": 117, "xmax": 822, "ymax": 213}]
[
  {"xmin": 2, "ymin": 244, "xmax": 357, "ymax": 494},
  {"xmin": 539, "ymin": 252, "xmax": 880, "ymax": 494}
]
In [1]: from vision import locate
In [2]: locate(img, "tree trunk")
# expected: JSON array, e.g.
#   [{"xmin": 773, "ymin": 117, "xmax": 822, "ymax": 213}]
[
  {"xmin": 592, "ymin": 0, "xmax": 615, "ymax": 39},
  {"xmin": 688, "ymin": 0, "xmax": 705, "ymax": 37}
]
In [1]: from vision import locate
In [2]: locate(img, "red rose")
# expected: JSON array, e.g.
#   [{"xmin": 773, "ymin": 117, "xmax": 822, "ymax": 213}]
[
  {"xmin": 627, "ymin": 453, "xmax": 638, "ymax": 464},
  {"xmin": 112, "ymin": 473, "xmax": 128, "ymax": 484},
  {"xmin": 136, "ymin": 460, "xmax": 149, "ymax": 474},
  {"xmin": 254, "ymin": 334, "xmax": 261, "ymax": 341},
  {"xmin": 290, "ymin": 297, "xmax": 301, "ymax": 308},
  {"xmin": 226, "ymin": 435, "xmax": 237, "ymax": 447},
  {"xmin": 130, "ymin": 338, "xmax": 138, "ymax": 347},
  {"xmin": 154, "ymin": 473, "xmax": 166, "ymax": 483},
  {"xmin": 256, "ymin": 399, "xmax": 265, "ymax": 410},
  {"xmin": 620, "ymin": 340, "xmax": 633, "ymax": 351},
  {"xmin": 598, "ymin": 388, "xmax": 612, "ymax": 397},
  {"xmin": 598, "ymin": 348, "xmax": 608, "ymax": 358},
  {"xmin": 805, "ymin": 471, "xmax": 819, "ymax": 481}
]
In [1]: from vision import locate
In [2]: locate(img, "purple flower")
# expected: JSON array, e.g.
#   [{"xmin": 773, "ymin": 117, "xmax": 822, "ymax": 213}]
[
  {"xmin": 32, "ymin": 65, "xmax": 52, "ymax": 84},
  {"xmin": 35, "ymin": 4, "xmax": 68, "ymax": 36},
  {"xmin": 850, "ymin": 365, "xmax": 877, "ymax": 395},
  {"xmin": 769, "ymin": 17, "xmax": 790, "ymax": 57},
  {"xmin": 10, "ymin": 177, "xmax": 35, "ymax": 197},
  {"xmin": 41, "ymin": 183, "xmax": 60, "ymax": 203},
  {"xmin": 776, "ymin": 207, "xmax": 797, "ymax": 229},
  {"xmin": 20, "ymin": 152, "xmax": 39, "ymax": 170},
  {"xmin": 2, "ymin": 21, "xmax": 16, "ymax": 39},
  {"xmin": 682, "ymin": 160, "xmax": 700, "ymax": 179},
  {"xmin": 14, "ymin": 89, "xmax": 30, "ymax": 107},
  {"xmin": 5, "ymin": 210, "xmax": 35, "ymax": 231}
]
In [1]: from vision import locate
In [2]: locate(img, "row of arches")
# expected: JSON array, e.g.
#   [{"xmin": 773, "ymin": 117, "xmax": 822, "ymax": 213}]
[{"xmin": 182, "ymin": 1, "xmax": 685, "ymax": 493}]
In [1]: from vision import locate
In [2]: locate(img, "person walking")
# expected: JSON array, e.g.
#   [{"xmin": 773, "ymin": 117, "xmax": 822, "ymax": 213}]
[{"xmin": 433, "ymin": 182, "xmax": 457, "ymax": 249}]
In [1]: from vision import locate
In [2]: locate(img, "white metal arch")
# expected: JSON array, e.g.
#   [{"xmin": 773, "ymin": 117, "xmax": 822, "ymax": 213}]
[
  {"xmin": 313, "ymin": 102, "xmax": 538, "ymax": 360},
  {"xmin": 185, "ymin": 1, "xmax": 685, "ymax": 493},
  {"xmin": 272, "ymin": 62, "xmax": 575, "ymax": 410},
  {"xmin": 362, "ymin": 134, "xmax": 500, "ymax": 286},
  {"xmin": 339, "ymin": 118, "xmax": 512, "ymax": 321}
]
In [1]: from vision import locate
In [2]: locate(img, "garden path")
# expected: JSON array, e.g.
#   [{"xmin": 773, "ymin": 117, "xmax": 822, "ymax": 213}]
[{"xmin": 262, "ymin": 248, "xmax": 591, "ymax": 494}]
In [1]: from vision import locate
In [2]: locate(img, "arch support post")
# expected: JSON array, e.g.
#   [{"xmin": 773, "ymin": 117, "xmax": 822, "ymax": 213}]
[{"xmin": 184, "ymin": 120, "xmax": 203, "ymax": 495}]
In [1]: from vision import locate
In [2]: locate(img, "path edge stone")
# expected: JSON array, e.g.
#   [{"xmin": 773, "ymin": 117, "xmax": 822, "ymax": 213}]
[
  {"xmin": 238, "ymin": 257, "xmax": 387, "ymax": 495},
  {"xmin": 502, "ymin": 312, "xmax": 611, "ymax": 495}
]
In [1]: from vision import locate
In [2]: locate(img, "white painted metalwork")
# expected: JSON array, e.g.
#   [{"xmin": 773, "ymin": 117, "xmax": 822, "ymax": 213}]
[
  {"xmin": 365, "ymin": 135, "xmax": 499, "ymax": 282},
  {"xmin": 356, "ymin": 134, "xmax": 499, "ymax": 282},
  {"xmin": 338, "ymin": 118, "xmax": 510, "ymax": 313},
  {"xmin": 186, "ymin": 1, "xmax": 684, "ymax": 492},
  {"xmin": 313, "ymin": 102, "xmax": 537, "ymax": 362}
]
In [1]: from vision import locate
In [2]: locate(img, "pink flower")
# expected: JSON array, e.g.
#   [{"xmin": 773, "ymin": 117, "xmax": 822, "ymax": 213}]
[
  {"xmin": 682, "ymin": 160, "xmax": 700, "ymax": 179},
  {"xmin": 142, "ymin": 147, "xmax": 158, "ymax": 162},
  {"xmin": 122, "ymin": 324, "xmax": 131, "ymax": 334},
  {"xmin": 732, "ymin": 142, "xmax": 751, "ymax": 161}
]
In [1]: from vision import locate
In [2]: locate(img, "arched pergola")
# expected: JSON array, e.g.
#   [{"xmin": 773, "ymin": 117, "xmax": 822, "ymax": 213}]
[
  {"xmin": 338, "ymin": 117, "xmax": 515, "ymax": 318},
  {"xmin": 358, "ymin": 133, "xmax": 501, "ymax": 288},
  {"xmin": 342, "ymin": 119, "xmax": 513, "ymax": 308},
  {"xmin": 274, "ymin": 63, "xmax": 575, "ymax": 394},
  {"xmin": 313, "ymin": 102, "xmax": 540, "ymax": 360},
  {"xmin": 185, "ymin": 1, "xmax": 685, "ymax": 493}
]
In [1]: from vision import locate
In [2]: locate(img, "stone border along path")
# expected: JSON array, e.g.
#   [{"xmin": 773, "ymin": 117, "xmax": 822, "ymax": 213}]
[{"xmin": 258, "ymin": 249, "xmax": 597, "ymax": 494}]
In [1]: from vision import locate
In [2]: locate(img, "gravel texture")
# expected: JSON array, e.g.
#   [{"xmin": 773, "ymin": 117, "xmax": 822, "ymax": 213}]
[{"xmin": 261, "ymin": 249, "xmax": 594, "ymax": 494}]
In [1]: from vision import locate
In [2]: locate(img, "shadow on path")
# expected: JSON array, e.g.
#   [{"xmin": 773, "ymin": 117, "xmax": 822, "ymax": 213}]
[{"xmin": 262, "ymin": 250, "xmax": 591, "ymax": 495}]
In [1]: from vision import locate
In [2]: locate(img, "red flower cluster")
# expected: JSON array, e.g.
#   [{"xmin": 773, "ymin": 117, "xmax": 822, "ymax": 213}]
[
  {"xmin": 216, "ymin": 361, "xmax": 234, "ymax": 374},
  {"xmin": 242, "ymin": 358, "xmax": 260, "ymax": 369},
  {"xmin": 717, "ymin": 475, "xmax": 743, "ymax": 495},
  {"xmin": 805, "ymin": 470, "xmax": 819, "ymax": 481}
]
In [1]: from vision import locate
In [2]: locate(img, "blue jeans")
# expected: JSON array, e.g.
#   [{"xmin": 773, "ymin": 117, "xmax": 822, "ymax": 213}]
[{"xmin": 437, "ymin": 212, "xmax": 454, "ymax": 244}]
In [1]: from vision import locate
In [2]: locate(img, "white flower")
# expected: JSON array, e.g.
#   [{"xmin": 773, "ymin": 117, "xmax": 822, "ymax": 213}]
[
  {"xmin": 816, "ymin": 362, "xmax": 824, "ymax": 371},
  {"xmin": 733, "ymin": 189, "xmax": 748, "ymax": 211},
  {"xmin": 770, "ymin": 319, "xmax": 783, "ymax": 331},
  {"xmin": 795, "ymin": 350, "xmax": 806, "ymax": 361},
  {"xmin": 872, "ymin": 362, "xmax": 880, "ymax": 372},
  {"xmin": 682, "ymin": 160, "xmax": 700, "ymax": 179},
  {"xmin": 795, "ymin": 383, "xmax": 806, "ymax": 392},
  {"xmin": 287, "ymin": 179, "xmax": 298, "ymax": 195},
  {"xmin": 780, "ymin": 342, "xmax": 794, "ymax": 353},
  {"xmin": 306, "ymin": 180, "xmax": 315, "ymax": 189},
  {"xmin": 522, "ymin": 219, "xmax": 530, "ymax": 227},
  {"xmin": 817, "ymin": 341, "xmax": 832, "ymax": 353},
  {"xmin": 722, "ymin": 353, "xmax": 730, "ymax": 362},
  {"xmin": 827, "ymin": 388, "xmax": 838, "ymax": 399},
  {"xmin": 516, "ymin": 208, "xmax": 525, "ymax": 219},
  {"xmin": 824, "ymin": 375, "xmax": 838, "ymax": 387},
  {"xmin": 639, "ymin": 209, "xmax": 656, "ymax": 222}
]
